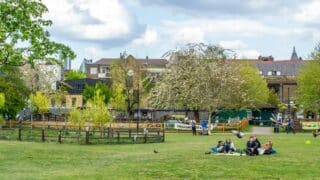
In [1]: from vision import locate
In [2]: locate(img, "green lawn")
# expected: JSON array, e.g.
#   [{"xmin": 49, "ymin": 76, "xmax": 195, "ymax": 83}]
[{"xmin": 0, "ymin": 132, "xmax": 319, "ymax": 179}]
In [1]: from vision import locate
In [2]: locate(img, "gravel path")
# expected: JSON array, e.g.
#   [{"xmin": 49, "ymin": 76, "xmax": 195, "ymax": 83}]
[{"xmin": 250, "ymin": 126, "xmax": 274, "ymax": 135}]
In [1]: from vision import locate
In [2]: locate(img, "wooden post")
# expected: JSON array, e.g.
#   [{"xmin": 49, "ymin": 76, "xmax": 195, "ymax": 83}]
[
  {"xmin": 117, "ymin": 131, "xmax": 120, "ymax": 143},
  {"xmin": 157, "ymin": 130, "xmax": 160, "ymax": 136},
  {"xmin": 41, "ymin": 128, "xmax": 45, "ymax": 142},
  {"xmin": 107, "ymin": 127, "xmax": 110, "ymax": 139},
  {"xmin": 162, "ymin": 122, "xmax": 165, "ymax": 142},
  {"xmin": 18, "ymin": 127, "xmax": 22, "ymax": 141},
  {"xmin": 223, "ymin": 123, "xmax": 225, "ymax": 133},
  {"xmin": 144, "ymin": 133, "xmax": 147, "ymax": 143},
  {"xmin": 58, "ymin": 130, "xmax": 62, "ymax": 144},
  {"xmin": 129, "ymin": 129, "xmax": 132, "ymax": 138},
  {"xmin": 85, "ymin": 130, "xmax": 89, "ymax": 144}
]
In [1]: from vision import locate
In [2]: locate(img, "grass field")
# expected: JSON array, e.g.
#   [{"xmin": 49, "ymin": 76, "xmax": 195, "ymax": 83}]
[{"xmin": 0, "ymin": 132, "xmax": 319, "ymax": 179}]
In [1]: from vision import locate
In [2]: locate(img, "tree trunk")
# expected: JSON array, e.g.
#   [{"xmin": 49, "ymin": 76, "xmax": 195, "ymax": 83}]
[
  {"xmin": 194, "ymin": 110, "xmax": 200, "ymax": 122},
  {"xmin": 42, "ymin": 113, "xmax": 45, "ymax": 129}
]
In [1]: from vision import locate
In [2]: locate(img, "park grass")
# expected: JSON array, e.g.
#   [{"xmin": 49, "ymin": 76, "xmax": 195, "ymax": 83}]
[{"xmin": 0, "ymin": 133, "xmax": 319, "ymax": 179}]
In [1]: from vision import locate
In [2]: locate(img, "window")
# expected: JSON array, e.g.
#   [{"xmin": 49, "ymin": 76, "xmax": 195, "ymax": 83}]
[
  {"xmin": 90, "ymin": 67, "xmax": 97, "ymax": 74},
  {"xmin": 271, "ymin": 71, "xmax": 277, "ymax": 76},
  {"xmin": 100, "ymin": 66, "xmax": 110, "ymax": 74}
]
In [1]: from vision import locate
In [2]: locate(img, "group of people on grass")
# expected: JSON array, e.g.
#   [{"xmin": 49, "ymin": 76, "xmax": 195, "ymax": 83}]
[{"xmin": 208, "ymin": 135, "xmax": 276, "ymax": 156}]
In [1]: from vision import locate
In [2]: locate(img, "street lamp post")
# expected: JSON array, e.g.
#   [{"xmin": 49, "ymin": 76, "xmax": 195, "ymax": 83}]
[
  {"xmin": 287, "ymin": 87, "xmax": 291, "ymax": 118},
  {"xmin": 126, "ymin": 69, "xmax": 134, "ymax": 122},
  {"xmin": 126, "ymin": 69, "xmax": 141, "ymax": 134}
]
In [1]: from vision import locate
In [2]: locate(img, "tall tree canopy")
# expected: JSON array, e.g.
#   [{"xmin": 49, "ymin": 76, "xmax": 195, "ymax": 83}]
[
  {"xmin": 65, "ymin": 70, "xmax": 86, "ymax": 80},
  {"xmin": 0, "ymin": 92, "xmax": 4, "ymax": 108},
  {"xmin": 0, "ymin": 65, "xmax": 30, "ymax": 118},
  {"xmin": 149, "ymin": 43, "xmax": 269, "ymax": 121},
  {"xmin": 82, "ymin": 82, "xmax": 111, "ymax": 105},
  {"xmin": 0, "ymin": 0, "xmax": 75, "ymax": 66},
  {"xmin": 296, "ymin": 43, "xmax": 320, "ymax": 112}
]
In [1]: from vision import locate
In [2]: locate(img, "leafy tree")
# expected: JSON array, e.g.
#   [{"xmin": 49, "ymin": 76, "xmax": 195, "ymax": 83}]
[
  {"xmin": 234, "ymin": 63, "xmax": 269, "ymax": 109},
  {"xmin": 296, "ymin": 44, "xmax": 320, "ymax": 113},
  {"xmin": 65, "ymin": 70, "xmax": 86, "ymax": 80},
  {"xmin": 30, "ymin": 91, "xmax": 50, "ymax": 126},
  {"xmin": 0, "ymin": 65, "xmax": 30, "ymax": 118},
  {"xmin": 267, "ymin": 89, "xmax": 280, "ymax": 107},
  {"xmin": 0, "ymin": 92, "xmax": 4, "ymax": 126},
  {"xmin": 278, "ymin": 102, "xmax": 287, "ymax": 120},
  {"xmin": 109, "ymin": 83, "xmax": 126, "ymax": 112},
  {"xmin": 86, "ymin": 90, "xmax": 112, "ymax": 129},
  {"xmin": 82, "ymin": 82, "xmax": 112, "ymax": 104},
  {"xmin": 110, "ymin": 55, "xmax": 149, "ymax": 112},
  {"xmin": 0, "ymin": 93, "xmax": 4, "ymax": 108},
  {"xmin": 0, "ymin": 0, "xmax": 75, "ymax": 66},
  {"xmin": 150, "ymin": 44, "xmax": 235, "ymax": 121},
  {"xmin": 149, "ymin": 43, "xmax": 268, "ymax": 122},
  {"xmin": 69, "ymin": 108, "xmax": 85, "ymax": 129}
]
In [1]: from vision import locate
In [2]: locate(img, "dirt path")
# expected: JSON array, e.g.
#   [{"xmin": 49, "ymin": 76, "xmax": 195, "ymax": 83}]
[{"xmin": 250, "ymin": 126, "xmax": 273, "ymax": 135}]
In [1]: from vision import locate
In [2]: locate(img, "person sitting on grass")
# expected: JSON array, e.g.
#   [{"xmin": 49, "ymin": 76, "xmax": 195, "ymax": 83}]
[
  {"xmin": 246, "ymin": 136, "xmax": 259, "ymax": 156},
  {"xmin": 253, "ymin": 136, "xmax": 261, "ymax": 149},
  {"xmin": 258, "ymin": 140, "xmax": 273, "ymax": 155},
  {"xmin": 205, "ymin": 140, "xmax": 224, "ymax": 154},
  {"xmin": 223, "ymin": 138, "xmax": 236, "ymax": 153}
]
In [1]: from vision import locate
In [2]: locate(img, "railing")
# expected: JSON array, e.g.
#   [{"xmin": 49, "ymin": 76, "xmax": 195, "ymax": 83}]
[
  {"xmin": 0, "ymin": 122, "xmax": 165, "ymax": 144},
  {"xmin": 166, "ymin": 118, "xmax": 249, "ymax": 133}
]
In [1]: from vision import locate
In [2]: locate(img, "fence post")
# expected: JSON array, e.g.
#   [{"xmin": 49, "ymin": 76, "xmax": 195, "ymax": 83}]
[
  {"xmin": 129, "ymin": 129, "xmax": 132, "ymax": 138},
  {"xmin": 157, "ymin": 130, "xmax": 160, "ymax": 136},
  {"xmin": 162, "ymin": 123, "xmax": 165, "ymax": 142},
  {"xmin": 117, "ymin": 131, "xmax": 120, "ymax": 143},
  {"xmin": 41, "ymin": 128, "xmax": 45, "ymax": 142},
  {"xmin": 223, "ymin": 123, "xmax": 225, "ymax": 133},
  {"xmin": 144, "ymin": 133, "xmax": 147, "ymax": 143},
  {"xmin": 18, "ymin": 127, "xmax": 22, "ymax": 141},
  {"xmin": 85, "ymin": 129, "xmax": 89, "ymax": 144},
  {"xmin": 58, "ymin": 130, "xmax": 62, "ymax": 144}
]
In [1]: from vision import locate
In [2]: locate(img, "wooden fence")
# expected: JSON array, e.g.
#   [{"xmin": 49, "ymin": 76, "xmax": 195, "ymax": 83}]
[{"xmin": 0, "ymin": 122, "xmax": 165, "ymax": 144}]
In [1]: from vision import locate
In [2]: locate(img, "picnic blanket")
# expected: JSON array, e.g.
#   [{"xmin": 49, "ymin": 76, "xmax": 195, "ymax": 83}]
[{"xmin": 212, "ymin": 153, "xmax": 246, "ymax": 156}]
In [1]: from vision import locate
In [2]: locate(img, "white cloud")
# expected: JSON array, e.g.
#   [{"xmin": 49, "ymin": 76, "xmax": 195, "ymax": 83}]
[
  {"xmin": 219, "ymin": 40, "xmax": 259, "ymax": 59},
  {"xmin": 294, "ymin": 1, "xmax": 320, "ymax": 23},
  {"xmin": 131, "ymin": 26, "xmax": 158, "ymax": 47},
  {"xmin": 163, "ymin": 18, "xmax": 285, "ymax": 45},
  {"xmin": 219, "ymin": 40, "xmax": 248, "ymax": 50},
  {"xmin": 237, "ymin": 49, "xmax": 260, "ymax": 59},
  {"xmin": 84, "ymin": 47, "xmax": 107, "ymax": 59},
  {"xmin": 43, "ymin": 0, "xmax": 134, "ymax": 41}
]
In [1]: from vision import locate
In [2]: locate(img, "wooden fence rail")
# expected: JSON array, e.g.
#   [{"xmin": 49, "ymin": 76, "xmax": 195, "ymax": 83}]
[{"xmin": 0, "ymin": 123, "xmax": 165, "ymax": 144}]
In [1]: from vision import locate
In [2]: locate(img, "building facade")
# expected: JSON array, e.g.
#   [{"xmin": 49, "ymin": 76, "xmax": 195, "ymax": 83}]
[{"xmin": 86, "ymin": 56, "xmax": 168, "ymax": 79}]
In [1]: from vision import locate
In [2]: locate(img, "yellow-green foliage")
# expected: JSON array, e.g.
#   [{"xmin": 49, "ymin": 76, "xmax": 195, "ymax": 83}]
[
  {"xmin": 85, "ymin": 90, "xmax": 113, "ymax": 128},
  {"xmin": 297, "ymin": 60, "xmax": 320, "ymax": 112},
  {"xmin": 0, "ymin": 93, "xmax": 4, "ymax": 108},
  {"xmin": 0, "ymin": 115, "xmax": 5, "ymax": 126},
  {"xmin": 237, "ymin": 63, "xmax": 269, "ymax": 108},
  {"xmin": 109, "ymin": 83, "xmax": 126, "ymax": 111},
  {"xmin": 30, "ymin": 91, "xmax": 50, "ymax": 114},
  {"xmin": 278, "ymin": 103, "xmax": 288, "ymax": 113},
  {"xmin": 69, "ymin": 108, "xmax": 85, "ymax": 127}
]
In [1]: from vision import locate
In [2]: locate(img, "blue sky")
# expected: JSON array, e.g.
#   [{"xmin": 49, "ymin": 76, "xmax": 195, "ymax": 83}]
[{"xmin": 43, "ymin": 0, "xmax": 320, "ymax": 69}]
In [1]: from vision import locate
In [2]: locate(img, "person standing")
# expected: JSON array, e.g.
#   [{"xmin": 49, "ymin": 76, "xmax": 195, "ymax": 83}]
[
  {"xmin": 191, "ymin": 120, "xmax": 197, "ymax": 136},
  {"xmin": 287, "ymin": 117, "xmax": 296, "ymax": 134}
]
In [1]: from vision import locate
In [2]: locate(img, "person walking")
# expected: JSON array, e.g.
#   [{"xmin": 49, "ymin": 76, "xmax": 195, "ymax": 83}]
[
  {"xmin": 191, "ymin": 120, "xmax": 197, "ymax": 136},
  {"xmin": 287, "ymin": 117, "xmax": 295, "ymax": 134}
]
